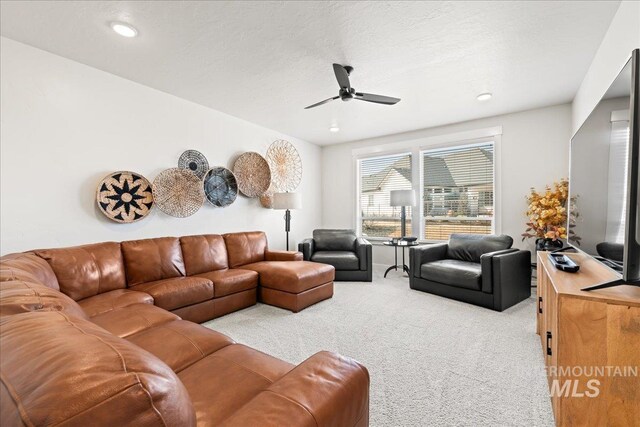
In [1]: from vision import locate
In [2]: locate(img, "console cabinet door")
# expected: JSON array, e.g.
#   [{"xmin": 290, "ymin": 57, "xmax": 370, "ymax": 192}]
[{"xmin": 545, "ymin": 283, "xmax": 559, "ymax": 421}]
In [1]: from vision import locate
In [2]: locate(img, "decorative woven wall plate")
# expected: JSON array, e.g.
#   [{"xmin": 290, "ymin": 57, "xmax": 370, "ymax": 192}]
[
  {"xmin": 266, "ymin": 140, "xmax": 302, "ymax": 192},
  {"xmin": 203, "ymin": 167, "xmax": 238, "ymax": 207},
  {"xmin": 178, "ymin": 150, "xmax": 209, "ymax": 179},
  {"xmin": 96, "ymin": 171, "xmax": 153, "ymax": 223},
  {"xmin": 152, "ymin": 168, "xmax": 204, "ymax": 217},
  {"xmin": 233, "ymin": 152, "xmax": 271, "ymax": 198}
]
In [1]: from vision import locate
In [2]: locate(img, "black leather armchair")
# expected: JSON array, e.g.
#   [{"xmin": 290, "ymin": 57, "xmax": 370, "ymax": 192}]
[
  {"xmin": 409, "ymin": 234, "xmax": 531, "ymax": 311},
  {"xmin": 299, "ymin": 229, "xmax": 372, "ymax": 281}
]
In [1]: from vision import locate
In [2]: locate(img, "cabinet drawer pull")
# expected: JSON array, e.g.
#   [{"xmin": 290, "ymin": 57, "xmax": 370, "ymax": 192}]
[
  {"xmin": 538, "ymin": 297, "xmax": 543, "ymax": 314},
  {"xmin": 546, "ymin": 331, "xmax": 552, "ymax": 356}
]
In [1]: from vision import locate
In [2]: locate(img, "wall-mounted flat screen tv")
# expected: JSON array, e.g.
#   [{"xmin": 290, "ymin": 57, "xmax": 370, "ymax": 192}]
[{"xmin": 568, "ymin": 49, "xmax": 639, "ymax": 290}]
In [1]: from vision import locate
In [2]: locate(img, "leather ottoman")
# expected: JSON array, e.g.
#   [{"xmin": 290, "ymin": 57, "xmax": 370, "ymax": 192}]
[{"xmin": 241, "ymin": 261, "xmax": 335, "ymax": 312}]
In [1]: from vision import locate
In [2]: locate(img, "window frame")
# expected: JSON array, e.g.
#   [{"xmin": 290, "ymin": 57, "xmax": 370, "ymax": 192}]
[{"xmin": 353, "ymin": 127, "xmax": 502, "ymax": 243}]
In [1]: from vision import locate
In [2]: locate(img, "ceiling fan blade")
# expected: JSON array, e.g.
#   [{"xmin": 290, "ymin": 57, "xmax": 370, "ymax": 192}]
[
  {"xmin": 333, "ymin": 63, "xmax": 351, "ymax": 90},
  {"xmin": 355, "ymin": 92, "xmax": 400, "ymax": 105},
  {"xmin": 304, "ymin": 96, "xmax": 340, "ymax": 109}
]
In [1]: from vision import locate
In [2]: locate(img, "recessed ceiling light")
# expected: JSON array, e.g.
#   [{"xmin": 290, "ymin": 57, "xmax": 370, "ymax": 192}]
[
  {"xmin": 110, "ymin": 22, "xmax": 138, "ymax": 38},
  {"xmin": 329, "ymin": 126, "xmax": 340, "ymax": 133},
  {"xmin": 476, "ymin": 92, "xmax": 492, "ymax": 101}
]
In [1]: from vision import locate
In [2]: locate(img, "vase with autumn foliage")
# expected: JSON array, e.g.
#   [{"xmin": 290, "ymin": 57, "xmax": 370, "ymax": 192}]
[{"xmin": 522, "ymin": 179, "xmax": 581, "ymax": 251}]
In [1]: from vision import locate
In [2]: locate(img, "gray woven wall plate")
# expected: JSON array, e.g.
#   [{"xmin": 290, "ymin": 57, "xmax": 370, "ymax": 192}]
[
  {"xmin": 152, "ymin": 168, "xmax": 204, "ymax": 217},
  {"xmin": 96, "ymin": 171, "xmax": 153, "ymax": 223},
  {"xmin": 178, "ymin": 150, "xmax": 209, "ymax": 179},
  {"xmin": 266, "ymin": 139, "xmax": 302, "ymax": 192},
  {"xmin": 233, "ymin": 152, "xmax": 271, "ymax": 198},
  {"xmin": 204, "ymin": 167, "xmax": 238, "ymax": 207}
]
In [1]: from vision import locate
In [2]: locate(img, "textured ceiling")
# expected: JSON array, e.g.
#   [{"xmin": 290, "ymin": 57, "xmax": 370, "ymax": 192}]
[{"xmin": 0, "ymin": 1, "xmax": 620, "ymax": 145}]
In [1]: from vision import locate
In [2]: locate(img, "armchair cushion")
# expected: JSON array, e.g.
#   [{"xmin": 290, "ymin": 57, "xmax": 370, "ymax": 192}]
[
  {"xmin": 446, "ymin": 234, "xmax": 513, "ymax": 263},
  {"xmin": 313, "ymin": 229, "xmax": 357, "ymax": 252},
  {"xmin": 311, "ymin": 251, "xmax": 360, "ymax": 271},
  {"xmin": 410, "ymin": 243, "xmax": 448, "ymax": 278},
  {"xmin": 596, "ymin": 242, "xmax": 624, "ymax": 262},
  {"xmin": 420, "ymin": 260, "xmax": 482, "ymax": 290}
]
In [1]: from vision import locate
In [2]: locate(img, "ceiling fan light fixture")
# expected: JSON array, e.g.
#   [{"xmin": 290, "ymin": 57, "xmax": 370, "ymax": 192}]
[
  {"xmin": 476, "ymin": 92, "xmax": 492, "ymax": 101},
  {"xmin": 110, "ymin": 22, "xmax": 138, "ymax": 38},
  {"xmin": 304, "ymin": 64, "xmax": 400, "ymax": 109}
]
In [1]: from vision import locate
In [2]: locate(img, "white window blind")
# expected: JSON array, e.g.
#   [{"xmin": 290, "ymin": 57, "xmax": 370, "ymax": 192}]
[
  {"xmin": 605, "ymin": 116, "xmax": 630, "ymax": 243},
  {"xmin": 422, "ymin": 143, "xmax": 494, "ymax": 240},
  {"xmin": 359, "ymin": 153, "xmax": 413, "ymax": 238}
]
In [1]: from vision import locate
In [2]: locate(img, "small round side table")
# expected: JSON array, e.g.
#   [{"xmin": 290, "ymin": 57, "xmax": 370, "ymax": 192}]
[{"xmin": 383, "ymin": 241, "xmax": 420, "ymax": 278}]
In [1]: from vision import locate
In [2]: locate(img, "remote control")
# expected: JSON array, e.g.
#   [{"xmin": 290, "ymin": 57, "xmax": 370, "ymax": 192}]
[{"xmin": 548, "ymin": 253, "xmax": 580, "ymax": 273}]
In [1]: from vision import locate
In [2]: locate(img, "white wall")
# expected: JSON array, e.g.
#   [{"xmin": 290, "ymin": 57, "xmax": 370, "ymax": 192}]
[
  {"xmin": 322, "ymin": 104, "xmax": 572, "ymax": 265},
  {"xmin": 0, "ymin": 37, "xmax": 322, "ymax": 254},
  {"xmin": 572, "ymin": 1, "xmax": 640, "ymax": 133}
]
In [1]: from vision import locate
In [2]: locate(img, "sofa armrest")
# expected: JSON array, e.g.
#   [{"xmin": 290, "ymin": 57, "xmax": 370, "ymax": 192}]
[
  {"xmin": 409, "ymin": 243, "xmax": 448, "ymax": 278},
  {"xmin": 265, "ymin": 250, "xmax": 303, "ymax": 261},
  {"xmin": 480, "ymin": 249, "xmax": 518, "ymax": 293},
  {"xmin": 219, "ymin": 351, "xmax": 370, "ymax": 427},
  {"xmin": 355, "ymin": 238, "xmax": 372, "ymax": 271},
  {"xmin": 298, "ymin": 238, "xmax": 315, "ymax": 261}
]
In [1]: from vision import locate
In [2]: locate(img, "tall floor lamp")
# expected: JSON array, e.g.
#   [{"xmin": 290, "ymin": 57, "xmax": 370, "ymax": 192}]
[
  {"xmin": 390, "ymin": 189, "xmax": 416, "ymax": 238},
  {"xmin": 273, "ymin": 192, "xmax": 302, "ymax": 250}
]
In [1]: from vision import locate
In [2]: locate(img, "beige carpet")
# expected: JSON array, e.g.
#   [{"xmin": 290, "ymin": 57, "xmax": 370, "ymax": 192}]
[{"xmin": 204, "ymin": 266, "xmax": 554, "ymax": 427}]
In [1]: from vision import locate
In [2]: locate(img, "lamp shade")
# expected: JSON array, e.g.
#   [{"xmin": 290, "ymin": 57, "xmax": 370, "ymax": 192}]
[
  {"xmin": 273, "ymin": 192, "xmax": 302, "ymax": 210},
  {"xmin": 390, "ymin": 189, "xmax": 416, "ymax": 207}
]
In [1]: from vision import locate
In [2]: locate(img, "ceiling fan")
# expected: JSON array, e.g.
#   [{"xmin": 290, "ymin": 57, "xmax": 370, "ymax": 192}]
[{"xmin": 304, "ymin": 64, "xmax": 401, "ymax": 109}]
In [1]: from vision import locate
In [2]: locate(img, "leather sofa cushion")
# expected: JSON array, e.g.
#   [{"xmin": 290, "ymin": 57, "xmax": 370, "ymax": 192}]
[
  {"xmin": 0, "ymin": 311, "xmax": 195, "ymax": 427},
  {"xmin": 178, "ymin": 344, "xmax": 293, "ymax": 426},
  {"xmin": 0, "ymin": 280, "xmax": 88, "ymax": 319},
  {"xmin": 223, "ymin": 351, "xmax": 370, "ymax": 427},
  {"xmin": 127, "ymin": 319, "xmax": 235, "ymax": 372},
  {"xmin": 78, "ymin": 289, "xmax": 154, "ymax": 317},
  {"xmin": 90, "ymin": 303, "xmax": 180, "ymax": 338},
  {"xmin": 242, "ymin": 261, "xmax": 335, "ymax": 293},
  {"xmin": 180, "ymin": 235, "xmax": 229, "ymax": 275},
  {"xmin": 223, "ymin": 231, "xmax": 267, "ymax": 268},
  {"xmin": 0, "ymin": 253, "xmax": 60, "ymax": 290},
  {"xmin": 313, "ymin": 229, "xmax": 357, "ymax": 252},
  {"xmin": 446, "ymin": 234, "xmax": 513, "ymax": 263},
  {"xmin": 121, "ymin": 237, "xmax": 186, "ymax": 286},
  {"xmin": 130, "ymin": 276, "xmax": 214, "ymax": 311},
  {"xmin": 421, "ymin": 259, "xmax": 482, "ymax": 290},
  {"xmin": 35, "ymin": 242, "xmax": 126, "ymax": 301},
  {"xmin": 311, "ymin": 251, "xmax": 360, "ymax": 271},
  {"xmin": 195, "ymin": 269, "xmax": 258, "ymax": 297}
]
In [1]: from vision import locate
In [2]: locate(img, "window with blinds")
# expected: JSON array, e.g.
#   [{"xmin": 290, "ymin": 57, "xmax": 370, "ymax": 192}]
[
  {"xmin": 605, "ymin": 118, "xmax": 630, "ymax": 243},
  {"xmin": 422, "ymin": 142, "xmax": 494, "ymax": 240},
  {"xmin": 359, "ymin": 153, "xmax": 413, "ymax": 238}
]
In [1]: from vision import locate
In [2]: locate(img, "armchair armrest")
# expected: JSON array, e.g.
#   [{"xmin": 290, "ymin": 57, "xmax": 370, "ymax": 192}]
[
  {"xmin": 480, "ymin": 249, "xmax": 518, "ymax": 293},
  {"xmin": 219, "ymin": 351, "xmax": 370, "ymax": 427},
  {"xmin": 265, "ymin": 250, "xmax": 303, "ymax": 261},
  {"xmin": 298, "ymin": 238, "xmax": 315, "ymax": 261},
  {"xmin": 481, "ymin": 249, "xmax": 532, "ymax": 310},
  {"xmin": 409, "ymin": 243, "xmax": 448, "ymax": 278},
  {"xmin": 355, "ymin": 237, "xmax": 372, "ymax": 271}
]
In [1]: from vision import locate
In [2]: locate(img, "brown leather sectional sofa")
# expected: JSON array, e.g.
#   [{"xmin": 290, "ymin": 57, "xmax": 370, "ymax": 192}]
[{"xmin": 0, "ymin": 231, "xmax": 369, "ymax": 426}]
